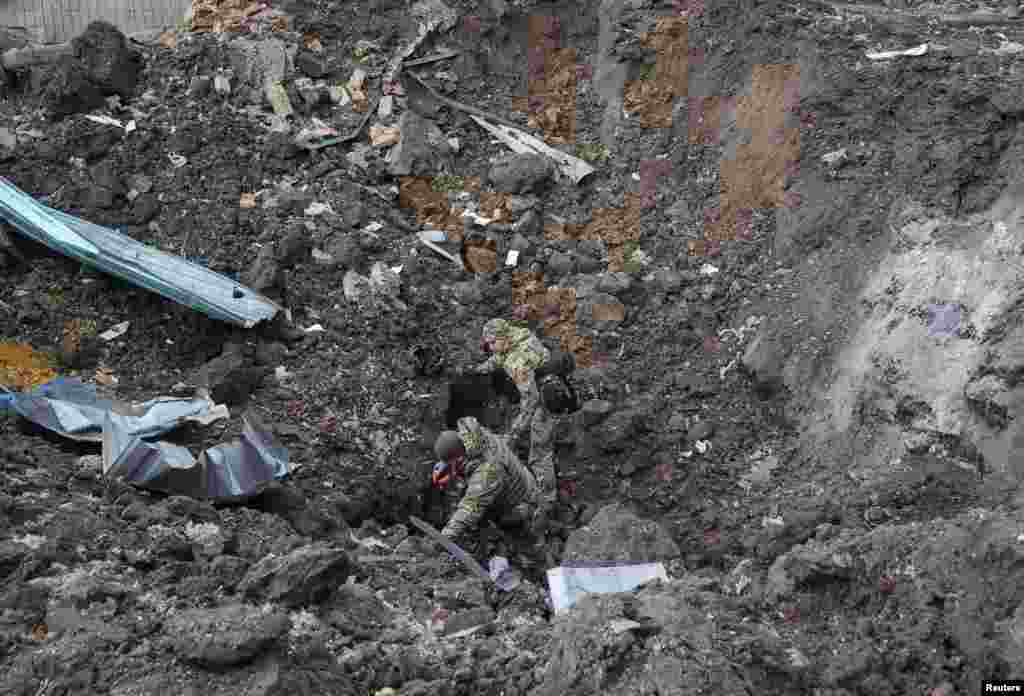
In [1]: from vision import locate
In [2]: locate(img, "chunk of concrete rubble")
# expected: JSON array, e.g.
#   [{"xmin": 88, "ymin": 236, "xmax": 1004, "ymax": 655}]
[
  {"xmin": 184, "ymin": 521, "xmax": 226, "ymax": 560},
  {"xmin": 325, "ymin": 583, "xmax": 397, "ymax": 639},
  {"xmin": 191, "ymin": 347, "xmax": 270, "ymax": 407},
  {"xmin": 487, "ymin": 153, "xmax": 556, "ymax": 194},
  {"xmin": 386, "ymin": 110, "xmax": 454, "ymax": 176},
  {"xmin": 562, "ymin": 503, "xmax": 680, "ymax": 563},
  {"xmin": 536, "ymin": 581, "xmax": 801, "ymax": 695},
  {"xmin": 229, "ymin": 37, "xmax": 291, "ymax": 88},
  {"xmin": 238, "ymin": 543, "xmax": 351, "ymax": 607},
  {"xmin": 42, "ymin": 22, "xmax": 143, "ymax": 120},
  {"xmin": 165, "ymin": 603, "xmax": 291, "ymax": 668},
  {"xmin": 741, "ymin": 325, "xmax": 787, "ymax": 397}
]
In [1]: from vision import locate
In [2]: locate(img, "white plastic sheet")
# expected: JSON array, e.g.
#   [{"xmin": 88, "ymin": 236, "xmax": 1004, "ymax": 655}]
[{"xmin": 547, "ymin": 562, "xmax": 669, "ymax": 614}]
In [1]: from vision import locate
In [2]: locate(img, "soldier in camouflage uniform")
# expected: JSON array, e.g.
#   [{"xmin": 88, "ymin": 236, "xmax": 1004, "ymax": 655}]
[
  {"xmin": 470, "ymin": 318, "xmax": 578, "ymax": 511},
  {"xmin": 432, "ymin": 417, "xmax": 542, "ymax": 552}
]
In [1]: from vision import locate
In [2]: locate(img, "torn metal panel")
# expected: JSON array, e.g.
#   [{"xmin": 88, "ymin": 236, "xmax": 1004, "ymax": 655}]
[
  {"xmin": 0, "ymin": 177, "xmax": 282, "ymax": 328},
  {"xmin": 5, "ymin": 377, "xmax": 220, "ymax": 443},
  {"xmin": 105, "ymin": 410, "xmax": 292, "ymax": 500}
]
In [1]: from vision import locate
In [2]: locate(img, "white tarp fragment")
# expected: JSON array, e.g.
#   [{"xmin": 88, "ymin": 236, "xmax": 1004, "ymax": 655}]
[{"xmin": 547, "ymin": 562, "xmax": 669, "ymax": 614}]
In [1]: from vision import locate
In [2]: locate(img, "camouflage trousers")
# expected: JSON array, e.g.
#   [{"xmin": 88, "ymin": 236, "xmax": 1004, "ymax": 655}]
[{"xmin": 528, "ymin": 405, "xmax": 558, "ymax": 504}]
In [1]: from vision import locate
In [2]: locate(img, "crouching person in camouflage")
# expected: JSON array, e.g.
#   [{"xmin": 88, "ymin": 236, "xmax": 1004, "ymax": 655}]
[
  {"xmin": 472, "ymin": 318, "xmax": 579, "ymax": 509},
  {"xmin": 431, "ymin": 417, "xmax": 549, "ymax": 559}
]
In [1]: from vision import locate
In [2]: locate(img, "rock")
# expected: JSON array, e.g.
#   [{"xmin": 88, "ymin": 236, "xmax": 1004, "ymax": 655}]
[
  {"xmin": 191, "ymin": 350, "xmax": 268, "ymax": 406},
  {"xmin": 229, "ymin": 37, "xmax": 290, "ymax": 88},
  {"xmin": 581, "ymin": 399, "xmax": 613, "ymax": 427},
  {"xmin": 44, "ymin": 58, "xmax": 105, "ymax": 119},
  {"xmin": 295, "ymin": 49, "xmax": 327, "ymax": 79},
  {"xmin": 44, "ymin": 21, "xmax": 143, "ymax": 119},
  {"xmin": 577, "ymin": 254, "xmax": 604, "ymax": 274},
  {"xmin": 597, "ymin": 272, "xmax": 632, "ymax": 296},
  {"xmin": 740, "ymin": 327, "xmax": 787, "ymax": 397},
  {"xmin": 241, "ymin": 242, "xmax": 283, "ymax": 294},
  {"xmin": 454, "ymin": 280, "xmax": 485, "ymax": 304},
  {"xmin": 508, "ymin": 195, "xmax": 539, "ymax": 214},
  {"xmin": 488, "ymin": 153, "xmax": 555, "ymax": 194},
  {"xmin": 130, "ymin": 193, "xmax": 160, "ymax": 224},
  {"xmin": 508, "ymin": 233, "xmax": 532, "ymax": 254},
  {"xmin": 0, "ymin": 540, "xmax": 29, "ymax": 582},
  {"xmin": 512, "ymin": 209, "xmax": 542, "ymax": 236},
  {"xmin": 184, "ymin": 521, "xmax": 226, "ymax": 560},
  {"xmin": 166, "ymin": 603, "xmax": 290, "ymax": 668},
  {"xmin": 188, "ymin": 75, "xmax": 212, "ymax": 98},
  {"xmin": 547, "ymin": 251, "xmax": 576, "ymax": 277},
  {"xmin": 667, "ymin": 413, "xmax": 686, "ymax": 430},
  {"xmin": 965, "ymin": 373, "xmax": 1011, "ymax": 428},
  {"xmin": 370, "ymin": 262, "xmax": 401, "ymax": 297},
  {"xmin": 562, "ymin": 503, "xmax": 680, "ymax": 563},
  {"xmin": 278, "ymin": 225, "xmax": 313, "ymax": 267},
  {"xmin": 387, "ymin": 110, "xmax": 454, "ymax": 177},
  {"xmin": 258, "ymin": 483, "xmax": 346, "ymax": 538},
  {"xmin": 652, "ymin": 268, "xmax": 683, "ymax": 292},
  {"xmin": 444, "ymin": 606, "xmax": 497, "ymax": 635},
  {"xmin": 74, "ymin": 21, "xmax": 142, "ymax": 95},
  {"xmin": 295, "ymin": 77, "xmax": 323, "ymax": 107},
  {"xmin": 162, "ymin": 495, "xmax": 220, "ymax": 522},
  {"xmin": 238, "ymin": 543, "xmax": 351, "ymax": 607},
  {"xmin": 998, "ymin": 602, "xmax": 1024, "ymax": 668},
  {"xmin": 325, "ymin": 233, "xmax": 364, "ymax": 269},
  {"xmin": 325, "ymin": 584, "xmax": 397, "ymax": 639},
  {"xmin": 0, "ymin": 127, "xmax": 16, "ymax": 153},
  {"xmin": 686, "ymin": 420, "xmax": 714, "ymax": 441}
]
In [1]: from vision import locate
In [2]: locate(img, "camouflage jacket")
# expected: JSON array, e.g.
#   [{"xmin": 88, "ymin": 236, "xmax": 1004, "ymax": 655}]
[
  {"xmin": 440, "ymin": 416, "xmax": 540, "ymax": 546},
  {"xmin": 475, "ymin": 318, "xmax": 551, "ymax": 442}
]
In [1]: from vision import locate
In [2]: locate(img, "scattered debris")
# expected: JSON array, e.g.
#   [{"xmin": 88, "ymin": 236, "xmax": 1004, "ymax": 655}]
[
  {"xmin": 0, "ymin": 177, "xmax": 282, "ymax": 328},
  {"xmin": 418, "ymin": 229, "xmax": 465, "ymax": 269},
  {"xmin": 866, "ymin": 43, "xmax": 928, "ymax": 60},
  {"xmin": 83, "ymin": 114, "xmax": 136, "ymax": 131},
  {"xmin": 822, "ymin": 148, "xmax": 848, "ymax": 166},
  {"xmin": 99, "ymin": 321, "xmax": 130, "ymax": 341}
]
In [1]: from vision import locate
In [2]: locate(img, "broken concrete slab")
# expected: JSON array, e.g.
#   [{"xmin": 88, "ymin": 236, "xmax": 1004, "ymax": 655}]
[
  {"xmin": 165, "ymin": 603, "xmax": 291, "ymax": 668},
  {"xmin": 386, "ymin": 110, "xmax": 454, "ymax": 177},
  {"xmin": 562, "ymin": 503, "xmax": 681, "ymax": 564},
  {"xmin": 238, "ymin": 543, "xmax": 351, "ymax": 607}
]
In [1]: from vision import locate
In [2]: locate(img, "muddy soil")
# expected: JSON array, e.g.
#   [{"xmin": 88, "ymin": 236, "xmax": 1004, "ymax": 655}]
[{"xmin": 2, "ymin": 0, "xmax": 1024, "ymax": 693}]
